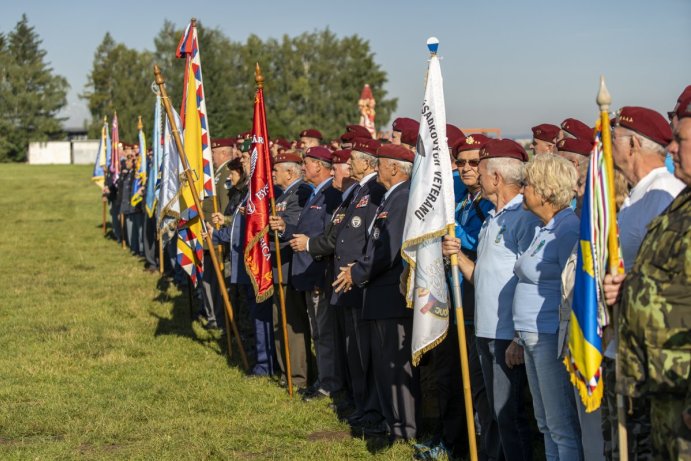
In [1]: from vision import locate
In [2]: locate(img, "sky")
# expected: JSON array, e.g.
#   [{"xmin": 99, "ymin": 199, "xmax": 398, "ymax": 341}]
[{"xmin": 2, "ymin": 0, "xmax": 690, "ymax": 137}]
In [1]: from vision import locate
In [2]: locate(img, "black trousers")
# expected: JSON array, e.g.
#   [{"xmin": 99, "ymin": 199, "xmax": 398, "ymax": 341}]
[{"xmin": 369, "ymin": 317, "xmax": 419, "ymax": 440}]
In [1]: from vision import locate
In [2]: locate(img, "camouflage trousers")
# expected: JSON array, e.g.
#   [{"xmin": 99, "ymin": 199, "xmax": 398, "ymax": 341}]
[
  {"xmin": 649, "ymin": 397, "xmax": 691, "ymax": 461},
  {"xmin": 602, "ymin": 357, "xmax": 652, "ymax": 460}
]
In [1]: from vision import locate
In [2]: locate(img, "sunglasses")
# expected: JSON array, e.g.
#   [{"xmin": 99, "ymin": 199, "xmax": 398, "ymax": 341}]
[{"xmin": 455, "ymin": 159, "xmax": 479, "ymax": 167}]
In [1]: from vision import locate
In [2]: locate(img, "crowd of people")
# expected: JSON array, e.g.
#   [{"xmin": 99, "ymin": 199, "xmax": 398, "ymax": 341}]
[{"xmin": 101, "ymin": 85, "xmax": 691, "ymax": 461}]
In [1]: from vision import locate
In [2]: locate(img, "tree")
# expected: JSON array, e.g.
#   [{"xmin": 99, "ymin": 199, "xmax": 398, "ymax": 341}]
[
  {"xmin": 0, "ymin": 15, "xmax": 68, "ymax": 162},
  {"xmin": 85, "ymin": 22, "xmax": 397, "ymax": 144},
  {"xmin": 82, "ymin": 33, "xmax": 154, "ymax": 141}
]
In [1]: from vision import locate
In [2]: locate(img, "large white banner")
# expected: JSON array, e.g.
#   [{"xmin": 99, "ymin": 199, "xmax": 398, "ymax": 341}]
[{"xmin": 402, "ymin": 50, "xmax": 456, "ymax": 366}]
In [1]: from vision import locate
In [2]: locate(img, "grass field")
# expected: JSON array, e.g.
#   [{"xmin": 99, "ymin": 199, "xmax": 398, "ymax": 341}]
[{"xmin": 0, "ymin": 164, "xmax": 415, "ymax": 460}]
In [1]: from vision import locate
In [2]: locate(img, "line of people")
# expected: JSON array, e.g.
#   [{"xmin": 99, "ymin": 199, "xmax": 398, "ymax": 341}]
[{"xmin": 101, "ymin": 85, "xmax": 691, "ymax": 461}]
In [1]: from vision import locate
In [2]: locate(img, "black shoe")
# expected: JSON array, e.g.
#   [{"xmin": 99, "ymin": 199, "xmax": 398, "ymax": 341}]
[
  {"xmin": 297, "ymin": 383, "xmax": 317, "ymax": 396},
  {"xmin": 203, "ymin": 322, "xmax": 220, "ymax": 330},
  {"xmin": 350, "ymin": 416, "xmax": 387, "ymax": 437},
  {"xmin": 302, "ymin": 388, "xmax": 329, "ymax": 402}
]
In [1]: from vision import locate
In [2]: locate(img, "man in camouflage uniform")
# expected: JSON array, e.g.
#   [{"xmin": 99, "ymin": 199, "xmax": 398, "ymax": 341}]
[{"xmin": 605, "ymin": 96, "xmax": 691, "ymax": 460}]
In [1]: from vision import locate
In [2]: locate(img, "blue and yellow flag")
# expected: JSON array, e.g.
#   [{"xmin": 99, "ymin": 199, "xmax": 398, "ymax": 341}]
[
  {"xmin": 91, "ymin": 117, "xmax": 109, "ymax": 188},
  {"xmin": 564, "ymin": 126, "xmax": 615, "ymax": 412},
  {"xmin": 130, "ymin": 117, "xmax": 147, "ymax": 207},
  {"xmin": 145, "ymin": 95, "xmax": 163, "ymax": 218}
]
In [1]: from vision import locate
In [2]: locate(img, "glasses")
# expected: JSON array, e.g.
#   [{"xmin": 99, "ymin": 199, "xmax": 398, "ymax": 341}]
[{"xmin": 455, "ymin": 159, "xmax": 479, "ymax": 167}]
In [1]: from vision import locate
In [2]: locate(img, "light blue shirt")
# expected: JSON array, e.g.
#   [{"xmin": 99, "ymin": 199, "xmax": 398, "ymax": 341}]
[
  {"xmin": 513, "ymin": 207, "xmax": 580, "ymax": 334},
  {"xmin": 474, "ymin": 194, "xmax": 541, "ymax": 340}
]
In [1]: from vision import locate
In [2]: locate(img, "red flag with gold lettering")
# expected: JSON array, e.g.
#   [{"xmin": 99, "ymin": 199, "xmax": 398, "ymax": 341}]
[{"xmin": 243, "ymin": 80, "xmax": 275, "ymax": 302}]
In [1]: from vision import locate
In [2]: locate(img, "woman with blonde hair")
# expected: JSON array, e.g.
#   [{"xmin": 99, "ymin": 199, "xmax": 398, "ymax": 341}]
[{"xmin": 513, "ymin": 154, "xmax": 583, "ymax": 460}]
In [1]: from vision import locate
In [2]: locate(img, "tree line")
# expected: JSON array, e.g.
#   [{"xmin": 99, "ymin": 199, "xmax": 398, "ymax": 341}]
[
  {"xmin": 0, "ymin": 15, "xmax": 397, "ymax": 162},
  {"xmin": 85, "ymin": 20, "xmax": 397, "ymax": 145}
]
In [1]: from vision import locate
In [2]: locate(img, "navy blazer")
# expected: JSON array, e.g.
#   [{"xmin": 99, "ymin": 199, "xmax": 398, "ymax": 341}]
[
  {"xmin": 350, "ymin": 180, "xmax": 410, "ymax": 320},
  {"xmin": 330, "ymin": 176, "xmax": 386, "ymax": 307},
  {"xmin": 286, "ymin": 178, "xmax": 342, "ymax": 291},
  {"xmin": 271, "ymin": 180, "xmax": 312, "ymax": 285}
]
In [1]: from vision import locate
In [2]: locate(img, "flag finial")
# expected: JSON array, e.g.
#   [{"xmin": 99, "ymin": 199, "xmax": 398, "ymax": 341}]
[
  {"xmin": 255, "ymin": 63, "xmax": 264, "ymax": 89},
  {"xmin": 103, "ymin": 115, "xmax": 107, "ymax": 124},
  {"xmin": 427, "ymin": 37, "xmax": 439, "ymax": 55},
  {"xmin": 191, "ymin": 18, "xmax": 197, "ymax": 27},
  {"xmin": 137, "ymin": 115, "xmax": 143, "ymax": 130},
  {"xmin": 597, "ymin": 75, "xmax": 611, "ymax": 112},
  {"xmin": 153, "ymin": 64, "xmax": 165, "ymax": 86}
]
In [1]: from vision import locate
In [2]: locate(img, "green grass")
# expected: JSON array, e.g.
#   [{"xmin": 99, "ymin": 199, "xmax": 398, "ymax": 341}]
[{"xmin": 0, "ymin": 164, "xmax": 415, "ymax": 460}]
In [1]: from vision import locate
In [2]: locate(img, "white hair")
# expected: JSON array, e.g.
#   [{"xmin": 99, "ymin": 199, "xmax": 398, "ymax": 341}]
[
  {"xmin": 618, "ymin": 127, "xmax": 666, "ymax": 157},
  {"xmin": 393, "ymin": 159, "xmax": 413, "ymax": 176},
  {"xmin": 278, "ymin": 162, "xmax": 302, "ymax": 177},
  {"xmin": 352, "ymin": 150, "xmax": 378, "ymax": 169},
  {"xmin": 485, "ymin": 157, "xmax": 525, "ymax": 186}
]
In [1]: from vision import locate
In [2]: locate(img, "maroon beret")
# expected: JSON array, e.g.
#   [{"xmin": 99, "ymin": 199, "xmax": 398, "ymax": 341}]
[
  {"xmin": 557, "ymin": 137, "xmax": 593, "ymax": 157},
  {"xmin": 274, "ymin": 152, "xmax": 303, "ymax": 165},
  {"xmin": 377, "ymin": 143, "xmax": 415, "ymax": 163},
  {"xmin": 346, "ymin": 124, "xmax": 372, "ymax": 139},
  {"xmin": 676, "ymin": 86, "xmax": 691, "ymax": 104},
  {"xmin": 392, "ymin": 117, "xmax": 420, "ymax": 146},
  {"xmin": 560, "ymin": 118, "xmax": 593, "ymax": 141},
  {"xmin": 299, "ymin": 128, "xmax": 322, "ymax": 139},
  {"xmin": 272, "ymin": 138, "xmax": 291, "ymax": 150},
  {"xmin": 670, "ymin": 86, "xmax": 691, "ymax": 120},
  {"xmin": 305, "ymin": 146, "xmax": 333, "ymax": 164},
  {"xmin": 453, "ymin": 134, "xmax": 491, "ymax": 156},
  {"xmin": 340, "ymin": 131, "xmax": 358, "ymax": 144},
  {"xmin": 332, "ymin": 149, "xmax": 352, "ymax": 164},
  {"xmin": 616, "ymin": 106, "xmax": 672, "ymax": 147},
  {"xmin": 351, "ymin": 137, "xmax": 381, "ymax": 156},
  {"xmin": 479, "ymin": 139, "xmax": 529, "ymax": 162},
  {"xmin": 446, "ymin": 124, "xmax": 466, "ymax": 149},
  {"xmin": 674, "ymin": 95, "xmax": 691, "ymax": 120},
  {"xmin": 211, "ymin": 138, "xmax": 234, "ymax": 148},
  {"xmin": 531, "ymin": 124, "xmax": 560, "ymax": 143}
]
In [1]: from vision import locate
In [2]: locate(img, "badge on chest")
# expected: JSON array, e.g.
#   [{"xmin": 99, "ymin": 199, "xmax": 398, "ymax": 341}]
[
  {"xmin": 356, "ymin": 195, "xmax": 369, "ymax": 208},
  {"xmin": 351, "ymin": 216, "xmax": 362, "ymax": 228}
]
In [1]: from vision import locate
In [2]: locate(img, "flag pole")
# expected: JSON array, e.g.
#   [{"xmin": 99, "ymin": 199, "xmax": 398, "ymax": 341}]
[
  {"xmin": 158, "ymin": 232, "xmax": 164, "ymax": 275},
  {"xmin": 447, "ymin": 223, "xmax": 478, "ymax": 461},
  {"xmin": 256, "ymin": 63, "xmax": 293, "ymax": 398},
  {"xmin": 101, "ymin": 117, "xmax": 108, "ymax": 236},
  {"xmin": 120, "ymin": 213, "xmax": 126, "ymax": 249},
  {"xmin": 597, "ymin": 75, "xmax": 628, "ymax": 461},
  {"xmin": 154, "ymin": 63, "xmax": 249, "ymax": 371}
]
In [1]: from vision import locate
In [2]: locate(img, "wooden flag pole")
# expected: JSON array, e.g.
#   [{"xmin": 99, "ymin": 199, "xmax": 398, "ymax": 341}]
[
  {"xmin": 120, "ymin": 213, "xmax": 126, "ymax": 249},
  {"xmin": 597, "ymin": 75, "xmax": 629, "ymax": 461},
  {"xmin": 447, "ymin": 223, "xmax": 478, "ymax": 461},
  {"xmin": 154, "ymin": 63, "xmax": 248, "ymax": 371},
  {"xmin": 158, "ymin": 231, "xmax": 164, "ymax": 275},
  {"xmin": 256, "ymin": 63, "xmax": 293, "ymax": 397},
  {"xmin": 102, "ymin": 199, "xmax": 107, "ymax": 236}
]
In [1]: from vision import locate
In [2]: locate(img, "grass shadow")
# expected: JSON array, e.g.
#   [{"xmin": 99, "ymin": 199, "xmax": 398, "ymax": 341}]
[{"xmin": 149, "ymin": 276, "xmax": 246, "ymax": 371}]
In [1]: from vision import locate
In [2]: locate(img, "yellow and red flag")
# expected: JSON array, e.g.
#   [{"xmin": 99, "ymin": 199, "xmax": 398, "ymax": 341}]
[
  {"xmin": 243, "ymin": 71, "xmax": 275, "ymax": 302},
  {"xmin": 175, "ymin": 20, "xmax": 214, "ymax": 286}
]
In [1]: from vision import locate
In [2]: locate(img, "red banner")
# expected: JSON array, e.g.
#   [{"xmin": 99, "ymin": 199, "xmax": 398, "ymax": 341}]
[{"xmin": 243, "ymin": 86, "xmax": 275, "ymax": 302}]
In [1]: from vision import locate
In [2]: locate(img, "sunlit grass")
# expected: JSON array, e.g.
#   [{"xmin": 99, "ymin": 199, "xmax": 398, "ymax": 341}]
[{"xmin": 0, "ymin": 164, "xmax": 414, "ymax": 460}]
